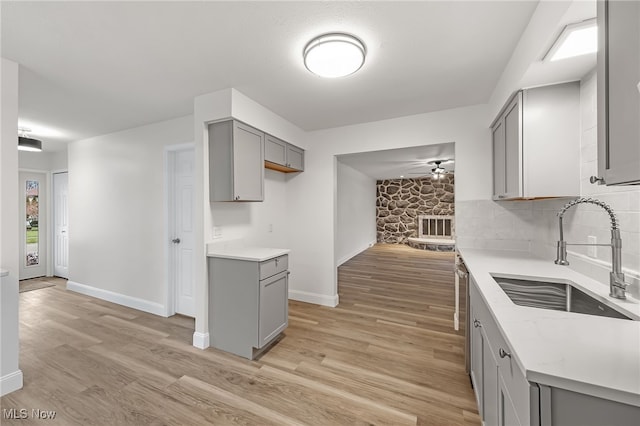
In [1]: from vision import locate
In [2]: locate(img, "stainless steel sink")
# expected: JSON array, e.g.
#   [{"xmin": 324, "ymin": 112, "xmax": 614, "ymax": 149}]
[{"xmin": 492, "ymin": 276, "xmax": 636, "ymax": 321}]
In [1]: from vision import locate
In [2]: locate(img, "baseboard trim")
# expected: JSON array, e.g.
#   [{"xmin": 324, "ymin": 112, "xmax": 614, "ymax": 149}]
[
  {"xmin": 0, "ymin": 370, "xmax": 23, "ymax": 396},
  {"xmin": 337, "ymin": 240, "xmax": 376, "ymax": 266},
  {"xmin": 289, "ymin": 289, "xmax": 339, "ymax": 307},
  {"xmin": 193, "ymin": 332, "xmax": 210, "ymax": 349},
  {"xmin": 67, "ymin": 281, "xmax": 167, "ymax": 317}
]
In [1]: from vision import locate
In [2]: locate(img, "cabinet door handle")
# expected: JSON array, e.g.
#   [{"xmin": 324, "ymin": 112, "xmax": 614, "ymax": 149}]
[
  {"xmin": 473, "ymin": 319, "xmax": 481, "ymax": 328},
  {"xmin": 499, "ymin": 348, "xmax": 511, "ymax": 359}
]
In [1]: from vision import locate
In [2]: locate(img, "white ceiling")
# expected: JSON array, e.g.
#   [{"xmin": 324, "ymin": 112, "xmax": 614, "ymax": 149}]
[
  {"xmin": 337, "ymin": 143, "xmax": 455, "ymax": 180},
  {"xmin": 2, "ymin": 1, "xmax": 539, "ymax": 151}
]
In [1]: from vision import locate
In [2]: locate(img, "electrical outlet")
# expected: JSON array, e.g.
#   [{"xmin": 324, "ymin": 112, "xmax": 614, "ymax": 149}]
[
  {"xmin": 213, "ymin": 226, "xmax": 223, "ymax": 239},
  {"xmin": 587, "ymin": 236, "xmax": 597, "ymax": 258}
]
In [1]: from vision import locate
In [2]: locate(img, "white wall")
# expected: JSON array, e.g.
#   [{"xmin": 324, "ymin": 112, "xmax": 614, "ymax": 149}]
[
  {"xmin": 211, "ymin": 168, "xmax": 288, "ymax": 248},
  {"xmin": 530, "ymin": 71, "xmax": 640, "ymax": 298},
  {"xmin": 51, "ymin": 150, "xmax": 68, "ymax": 171},
  {"xmin": 488, "ymin": 0, "xmax": 573, "ymax": 121},
  {"xmin": 18, "ymin": 150, "xmax": 68, "ymax": 171},
  {"xmin": 285, "ymin": 104, "xmax": 491, "ymax": 306},
  {"xmin": 67, "ymin": 115, "xmax": 193, "ymax": 315},
  {"xmin": 0, "ymin": 57, "xmax": 23, "ymax": 396},
  {"xmin": 193, "ymin": 88, "xmax": 307, "ymax": 347},
  {"xmin": 336, "ymin": 161, "xmax": 376, "ymax": 265}
]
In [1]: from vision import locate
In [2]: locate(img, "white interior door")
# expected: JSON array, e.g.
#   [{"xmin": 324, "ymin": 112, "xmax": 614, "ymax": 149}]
[
  {"xmin": 53, "ymin": 172, "xmax": 69, "ymax": 278},
  {"xmin": 171, "ymin": 148, "xmax": 195, "ymax": 317},
  {"xmin": 19, "ymin": 171, "xmax": 47, "ymax": 280}
]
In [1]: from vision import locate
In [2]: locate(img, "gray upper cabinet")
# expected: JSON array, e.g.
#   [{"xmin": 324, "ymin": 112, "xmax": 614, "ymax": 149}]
[
  {"xmin": 597, "ymin": 0, "xmax": 640, "ymax": 185},
  {"xmin": 265, "ymin": 134, "xmax": 305, "ymax": 172},
  {"xmin": 491, "ymin": 82, "xmax": 580, "ymax": 200},
  {"xmin": 286, "ymin": 144, "xmax": 304, "ymax": 171},
  {"xmin": 209, "ymin": 120, "xmax": 264, "ymax": 202}
]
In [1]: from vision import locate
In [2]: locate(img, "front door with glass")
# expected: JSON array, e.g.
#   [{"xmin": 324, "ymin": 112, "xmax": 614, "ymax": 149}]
[{"xmin": 19, "ymin": 171, "xmax": 47, "ymax": 280}]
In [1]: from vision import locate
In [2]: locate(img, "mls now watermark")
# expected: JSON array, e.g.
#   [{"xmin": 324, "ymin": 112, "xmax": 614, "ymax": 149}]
[{"xmin": 3, "ymin": 408, "xmax": 57, "ymax": 420}]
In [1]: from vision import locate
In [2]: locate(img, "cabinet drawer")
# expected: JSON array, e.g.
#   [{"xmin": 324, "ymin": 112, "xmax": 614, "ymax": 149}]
[{"xmin": 259, "ymin": 255, "xmax": 288, "ymax": 280}]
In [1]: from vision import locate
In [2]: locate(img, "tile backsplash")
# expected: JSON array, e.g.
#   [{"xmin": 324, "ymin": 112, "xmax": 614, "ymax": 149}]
[{"xmin": 457, "ymin": 71, "xmax": 640, "ymax": 299}]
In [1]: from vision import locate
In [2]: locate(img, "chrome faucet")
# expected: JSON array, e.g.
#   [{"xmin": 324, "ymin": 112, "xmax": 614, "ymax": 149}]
[{"xmin": 555, "ymin": 197, "xmax": 627, "ymax": 300}]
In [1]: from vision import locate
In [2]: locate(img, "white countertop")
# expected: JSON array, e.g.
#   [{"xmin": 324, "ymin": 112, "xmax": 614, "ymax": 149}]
[
  {"xmin": 458, "ymin": 248, "xmax": 640, "ymax": 407},
  {"xmin": 207, "ymin": 243, "xmax": 290, "ymax": 262},
  {"xmin": 0, "ymin": 269, "xmax": 8, "ymax": 278}
]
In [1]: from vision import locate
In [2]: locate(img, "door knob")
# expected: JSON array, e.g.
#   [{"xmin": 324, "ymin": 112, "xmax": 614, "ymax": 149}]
[
  {"xmin": 499, "ymin": 348, "xmax": 511, "ymax": 359},
  {"xmin": 172, "ymin": 238, "xmax": 181, "ymax": 244}
]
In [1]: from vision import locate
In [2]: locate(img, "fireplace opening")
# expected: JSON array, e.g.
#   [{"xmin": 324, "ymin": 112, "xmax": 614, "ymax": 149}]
[{"xmin": 408, "ymin": 215, "xmax": 455, "ymax": 251}]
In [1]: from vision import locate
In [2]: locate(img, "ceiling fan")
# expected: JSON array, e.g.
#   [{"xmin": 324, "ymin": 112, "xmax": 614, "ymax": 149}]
[{"xmin": 407, "ymin": 159, "xmax": 454, "ymax": 179}]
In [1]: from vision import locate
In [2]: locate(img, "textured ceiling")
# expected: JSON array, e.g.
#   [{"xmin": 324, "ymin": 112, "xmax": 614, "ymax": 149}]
[{"xmin": 2, "ymin": 1, "xmax": 539, "ymax": 150}]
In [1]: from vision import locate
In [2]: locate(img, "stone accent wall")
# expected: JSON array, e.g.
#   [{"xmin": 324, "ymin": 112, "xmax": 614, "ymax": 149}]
[{"xmin": 376, "ymin": 176, "xmax": 454, "ymax": 244}]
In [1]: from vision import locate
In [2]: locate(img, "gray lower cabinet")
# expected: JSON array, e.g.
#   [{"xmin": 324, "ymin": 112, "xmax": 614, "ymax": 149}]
[
  {"xmin": 537, "ymin": 385, "xmax": 640, "ymax": 426},
  {"xmin": 470, "ymin": 277, "xmax": 535, "ymax": 426},
  {"xmin": 209, "ymin": 120, "xmax": 265, "ymax": 201},
  {"xmin": 470, "ymin": 276, "xmax": 640, "ymax": 425},
  {"xmin": 264, "ymin": 134, "xmax": 304, "ymax": 172},
  {"xmin": 209, "ymin": 254, "xmax": 288, "ymax": 359},
  {"xmin": 596, "ymin": 0, "xmax": 640, "ymax": 185}
]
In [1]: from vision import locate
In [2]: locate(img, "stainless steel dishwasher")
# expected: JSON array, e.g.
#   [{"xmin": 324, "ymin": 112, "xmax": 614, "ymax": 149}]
[{"xmin": 455, "ymin": 253, "xmax": 469, "ymax": 374}]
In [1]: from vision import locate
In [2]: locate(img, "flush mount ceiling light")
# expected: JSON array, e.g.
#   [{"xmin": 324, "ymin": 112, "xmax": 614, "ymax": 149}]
[
  {"xmin": 545, "ymin": 18, "xmax": 597, "ymax": 62},
  {"xmin": 303, "ymin": 33, "xmax": 366, "ymax": 78},
  {"xmin": 18, "ymin": 128, "xmax": 42, "ymax": 152}
]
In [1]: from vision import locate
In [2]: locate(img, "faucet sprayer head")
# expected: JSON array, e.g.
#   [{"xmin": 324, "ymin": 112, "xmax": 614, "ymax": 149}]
[{"xmin": 557, "ymin": 197, "xmax": 619, "ymax": 230}]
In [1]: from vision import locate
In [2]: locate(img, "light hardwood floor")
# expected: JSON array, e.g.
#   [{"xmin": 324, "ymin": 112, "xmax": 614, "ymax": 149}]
[{"xmin": 1, "ymin": 244, "xmax": 479, "ymax": 425}]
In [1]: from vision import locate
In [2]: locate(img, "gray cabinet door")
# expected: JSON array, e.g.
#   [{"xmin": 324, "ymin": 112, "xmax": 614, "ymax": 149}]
[
  {"xmin": 492, "ymin": 92, "xmax": 522, "ymax": 199},
  {"xmin": 209, "ymin": 120, "xmax": 264, "ymax": 202},
  {"xmin": 232, "ymin": 121, "xmax": 264, "ymax": 201},
  {"xmin": 482, "ymin": 332, "xmax": 499, "ymax": 426},
  {"xmin": 492, "ymin": 120, "xmax": 506, "ymax": 199},
  {"xmin": 286, "ymin": 145, "xmax": 304, "ymax": 171},
  {"xmin": 597, "ymin": 0, "xmax": 640, "ymax": 185},
  {"xmin": 503, "ymin": 94, "xmax": 522, "ymax": 199},
  {"xmin": 265, "ymin": 134, "xmax": 287, "ymax": 166},
  {"xmin": 470, "ymin": 304, "xmax": 485, "ymax": 416},
  {"xmin": 499, "ymin": 375, "xmax": 523, "ymax": 426},
  {"xmin": 258, "ymin": 270, "xmax": 288, "ymax": 348}
]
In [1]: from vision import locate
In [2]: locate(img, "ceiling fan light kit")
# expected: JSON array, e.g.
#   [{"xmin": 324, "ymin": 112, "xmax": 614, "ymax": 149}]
[{"xmin": 407, "ymin": 159, "xmax": 454, "ymax": 179}]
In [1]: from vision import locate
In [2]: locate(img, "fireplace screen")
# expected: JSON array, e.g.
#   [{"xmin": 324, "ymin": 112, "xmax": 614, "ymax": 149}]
[{"xmin": 418, "ymin": 215, "xmax": 454, "ymax": 239}]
